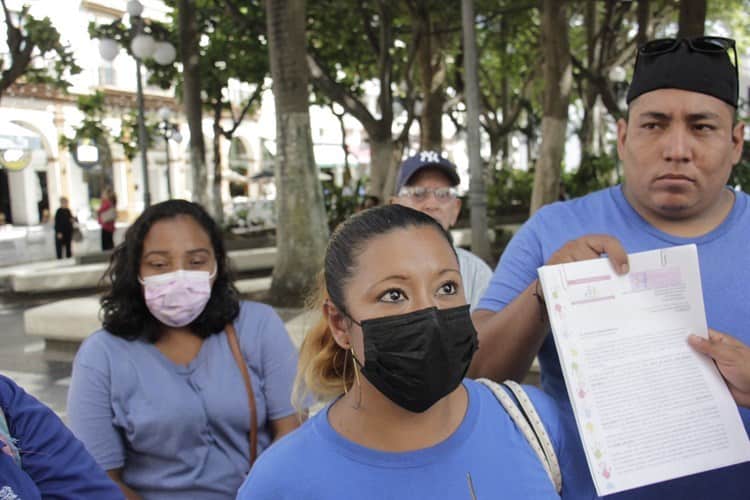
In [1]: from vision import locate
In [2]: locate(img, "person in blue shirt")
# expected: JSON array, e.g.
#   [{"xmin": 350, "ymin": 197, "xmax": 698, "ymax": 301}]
[
  {"xmin": 67, "ymin": 200, "xmax": 301, "ymax": 499},
  {"xmin": 237, "ymin": 205, "xmax": 595, "ymax": 499},
  {"xmin": 0, "ymin": 374, "xmax": 123, "ymax": 499},
  {"xmin": 470, "ymin": 37, "xmax": 749, "ymax": 498}
]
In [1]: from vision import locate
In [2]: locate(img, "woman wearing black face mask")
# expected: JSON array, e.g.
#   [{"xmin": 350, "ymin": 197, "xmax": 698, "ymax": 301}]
[{"xmin": 237, "ymin": 205, "xmax": 595, "ymax": 500}]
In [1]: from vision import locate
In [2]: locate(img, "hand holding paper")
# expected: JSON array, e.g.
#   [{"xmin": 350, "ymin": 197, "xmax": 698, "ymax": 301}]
[
  {"xmin": 546, "ymin": 234, "xmax": 630, "ymax": 275},
  {"xmin": 690, "ymin": 329, "xmax": 750, "ymax": 408},
  {"xmin": 537, "ymin": 244, "xmax": 750, "ymax": 495}
]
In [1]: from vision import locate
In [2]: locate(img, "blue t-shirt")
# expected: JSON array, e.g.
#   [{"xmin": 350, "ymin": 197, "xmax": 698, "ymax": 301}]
[
  {"xmin": 0, "ymin": 374, "xmax": 122, "ymax": 499},
  {"xmin": 478, "ymin": 185, "xmax": 750, "ymax": 498},
  {"xmin": 67, "ymin": 301, "xmax": 299, "ymax": 500},
  {"xmin": 237, "ymin": 379, "xmax": 596, "ymax": 499}
]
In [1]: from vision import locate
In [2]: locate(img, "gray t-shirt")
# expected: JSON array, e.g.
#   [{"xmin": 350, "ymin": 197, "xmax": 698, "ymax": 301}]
[
  {"xmin": 67, "ymin": 301, "xmax": 298, "ymax": 499},
  {"xmin": 456, "ymin": 246, "xmax": 492, "ymax": 311}
]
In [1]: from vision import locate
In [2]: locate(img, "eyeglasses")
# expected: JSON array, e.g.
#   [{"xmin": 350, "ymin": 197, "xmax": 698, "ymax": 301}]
[
  {"xmin": 638, "ymin": 36, "xmax": 738, "ymax": 79},
  {"xmin": 398, "ymin": 186, "xmax": 458, "ymax": 203}
]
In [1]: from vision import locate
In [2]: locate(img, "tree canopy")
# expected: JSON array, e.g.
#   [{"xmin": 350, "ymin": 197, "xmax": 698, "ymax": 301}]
[{"xmin": 0, "ymin": 0, "xmax": 81, "ymax": 102}]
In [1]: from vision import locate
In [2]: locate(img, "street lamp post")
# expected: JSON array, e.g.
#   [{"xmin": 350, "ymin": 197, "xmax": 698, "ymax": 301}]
[
  {"xmin": 158, "ymin": 107, "xmax": 182, "ymax": 199},
  {"xmin": 96, "ymin": 0, "xmax": 176, "ymax": 208}
]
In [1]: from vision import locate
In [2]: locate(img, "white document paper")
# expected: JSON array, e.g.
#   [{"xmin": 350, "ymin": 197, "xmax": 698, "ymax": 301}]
[{"xmin": 537, "ymin": 244, "xmax": 750, "ymax": 495}]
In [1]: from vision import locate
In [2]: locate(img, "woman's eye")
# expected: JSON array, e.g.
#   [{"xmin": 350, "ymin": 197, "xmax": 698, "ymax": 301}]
[
  {"xmin": 379, "ymin": 289, "xmax": 406, "ymax": 303},
  {"xmin": 437, "ymin": 281, "xmax": 458, "ymax": 295},
  {"xmin": 149, "ymin": 261, "xmax": 166, "ymax": 269}
]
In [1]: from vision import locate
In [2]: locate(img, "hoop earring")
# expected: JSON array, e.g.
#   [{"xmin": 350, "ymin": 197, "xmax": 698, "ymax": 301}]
[
  {"xmin": 342, "ymin": 348, "xmax": 349, "ymax": 394},
  {"xmin": 350, "ymin": 347, "xmax": 362, "ymax": 410}
]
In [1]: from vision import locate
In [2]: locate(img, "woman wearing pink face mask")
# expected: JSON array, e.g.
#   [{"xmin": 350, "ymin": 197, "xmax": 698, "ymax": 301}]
[{"xmin": 67, "ymin": 200, "xmax": 302, "ymax": 499}]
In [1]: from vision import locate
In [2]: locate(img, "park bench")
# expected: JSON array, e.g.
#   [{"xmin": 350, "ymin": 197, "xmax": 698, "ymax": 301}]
[
  {"xmin": 0, "ymin": 259, "xmax": 76, "ymax": 290},
  {"xmin": 10, "ymin": 247, "xmax": 278, "ymax": 293}
]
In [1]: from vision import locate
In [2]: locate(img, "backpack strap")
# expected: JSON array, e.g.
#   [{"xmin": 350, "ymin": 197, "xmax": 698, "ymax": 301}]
[{"xmin": 477, "ymin": 378, "xmax": 562, "ymax": 494}]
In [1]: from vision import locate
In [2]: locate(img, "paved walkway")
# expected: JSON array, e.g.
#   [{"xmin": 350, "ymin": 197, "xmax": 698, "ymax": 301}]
[{"xmin": 0, "ymin": 293, "xmax": 79, "ymax": 418}]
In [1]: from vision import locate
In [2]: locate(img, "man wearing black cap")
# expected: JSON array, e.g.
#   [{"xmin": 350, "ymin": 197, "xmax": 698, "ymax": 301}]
[
  {"xmin": 392, "ymin": 150, "xmax": 492, "ymax": 310},
  {"xmin": 470, "ymin": 37, "xmax": 749, "ymax": 498}
]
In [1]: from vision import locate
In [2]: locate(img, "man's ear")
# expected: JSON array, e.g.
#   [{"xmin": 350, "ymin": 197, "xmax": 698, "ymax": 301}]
[
  {"xmin": 450, "ymin": 197, "xmax": 462, "ymax": 227},
  {"xmin": 324, "ymin": 300, "xmax": 351, "ymax": 349},
  {"xmin": 731, "ymin": 121, "xmax": 745, "ymax": 164},
  {"xmin": 616, "ymin": 117, "xmax": 628, "ymax": 161}
]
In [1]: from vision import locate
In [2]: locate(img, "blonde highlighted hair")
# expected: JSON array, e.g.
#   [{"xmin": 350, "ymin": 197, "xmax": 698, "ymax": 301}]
[{"xmin": 292, "ymin": 272, "xmax": 353, "ymax": 410}]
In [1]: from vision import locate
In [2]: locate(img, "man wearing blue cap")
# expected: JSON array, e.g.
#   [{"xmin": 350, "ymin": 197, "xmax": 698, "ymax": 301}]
[
  {"xmin": 392, "ymin": 150, "xmax": 492, "ymax": 310},
  {"xmin": 471, "ymin": 36, "xmax": 749, "ymax": 498}
]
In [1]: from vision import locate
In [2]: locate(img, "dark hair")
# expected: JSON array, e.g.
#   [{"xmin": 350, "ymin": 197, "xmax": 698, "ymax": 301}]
[
  {"xmin": 100, "ymin": 199, "xmax": 240, "ymax": 342},
  {"xmin": 324, "ymin": 204, "xmax": 455, "ymax": 314},
  {"xmin": 104, "ymin": 186, "xmax": 117, "ymax": 207}
]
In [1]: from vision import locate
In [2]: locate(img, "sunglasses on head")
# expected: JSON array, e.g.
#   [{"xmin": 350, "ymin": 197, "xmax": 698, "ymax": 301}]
[
  {"xmin": 638, "ymin": 36, "xmax": 738, "ymax": 79},
  {"xmin": 640, "ymin": 36, "xmax": 735, "ymax": 55}
]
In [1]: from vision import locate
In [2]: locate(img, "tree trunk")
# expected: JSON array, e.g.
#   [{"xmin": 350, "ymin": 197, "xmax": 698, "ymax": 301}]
[
  {"xmin": 488, "ymin": 131, "xmax": 503, "ymax": 171},
  {"xmin": 530, "ymin": 0, "xmax": 572, "ymax": 214},
  {"xmin": 266, "ymin": 0, "xmax": 329, "ymax": 306},
  {"xmin": 414, "ymin": 2, "xmax": 444, "ymax": 151},
  {"xmin": 369, "ymin": 136, "xmax": 400, "ymax": 202},
  {"xmin": 677, "ymin": 0, "xmax": 706, "ymax": 38},
  {"xmin": 579, "ymin": 90, "xmax": 598, "ymax": 156},
  {"xmin": 420, "ymin": 90, "xmax": 445, "ymax": 151},
  {"xmin": 579, "ymin": 0, "xmax": 598, "ymax": 157},
  {"xmin": 499, "ymin": 16, "xmax": 510, "ymax": 169},
  {"xmin": 462, "ymin": 0, "xmax": 490, "ymax": 263},
  {"xmin": 636, "ymin": 0, "xmax": 650, "ymax": 47},
  {"xmin": 332, "ymin": 106, "xmax": 351, "ymax": 183},
  {"xmin": 178, "ymin": 0, "xmax": 208, "ymax": 209},
  {"xmin": 212, "ymin": 103, "xmax": 224, "ymax": 226}
]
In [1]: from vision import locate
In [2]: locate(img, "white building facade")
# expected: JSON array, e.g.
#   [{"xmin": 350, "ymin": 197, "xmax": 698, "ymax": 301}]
[{"xmin": 0, "ymin": 0, "xmax": 291, "ymax": 227}]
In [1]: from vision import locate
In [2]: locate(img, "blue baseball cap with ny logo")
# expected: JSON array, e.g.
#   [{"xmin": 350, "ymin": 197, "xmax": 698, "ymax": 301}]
[{"xmin": 396, "ymin": 151, "xmax": 460, "ymax": 192}]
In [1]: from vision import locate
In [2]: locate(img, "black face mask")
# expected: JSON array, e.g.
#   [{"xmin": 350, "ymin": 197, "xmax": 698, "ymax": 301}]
[{"xmin": 348, "ymin": 304, "xmax": 478, "ymax": 413}]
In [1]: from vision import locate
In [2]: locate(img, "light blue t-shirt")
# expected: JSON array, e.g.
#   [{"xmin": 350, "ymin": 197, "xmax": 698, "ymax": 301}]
[
  {"xmin": 236, "ymin": 379, "xmax": 596, "ymax": 499},
  {"xmin": 67, "ymin": 301, "xmax": 298, "ymax": 500},
  {"xmin": 477, "ymin": 185, "xmax": 750, "ymax": 498}
]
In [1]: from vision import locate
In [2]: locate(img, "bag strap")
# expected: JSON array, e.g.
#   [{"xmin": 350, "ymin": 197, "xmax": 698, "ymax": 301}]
[
  {"xmin": 477, "ymin": 378, "xmax": 562, "ymax": 494},
  {"xmin": 226, "ymin": 323, "xmax": 259, "ymax": 468}
]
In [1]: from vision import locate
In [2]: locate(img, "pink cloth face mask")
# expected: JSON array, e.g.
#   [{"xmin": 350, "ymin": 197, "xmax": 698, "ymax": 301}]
[{"xmin": 139, "ymin": 268, "xmax": 216, "ymax": 327}]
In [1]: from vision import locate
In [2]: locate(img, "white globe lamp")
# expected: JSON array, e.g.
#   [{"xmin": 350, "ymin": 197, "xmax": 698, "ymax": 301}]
[
  {"xmin": 98, "ymin": 38, "xmax": 119, "ymax": 62},
  {"xmin": 158, "ymin": 106, "xmax": 172, "ymax": 121},
  {"xmin": 126, "ymin": 0, "xmax": 144, "ymax": 18},
  {"xmin": 131, "ymin": 34, "xmax": 156, "ymax": 60},
  {"xmin": 153, "ymin": 41, "xmax": 177, "ymax": 65}
]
